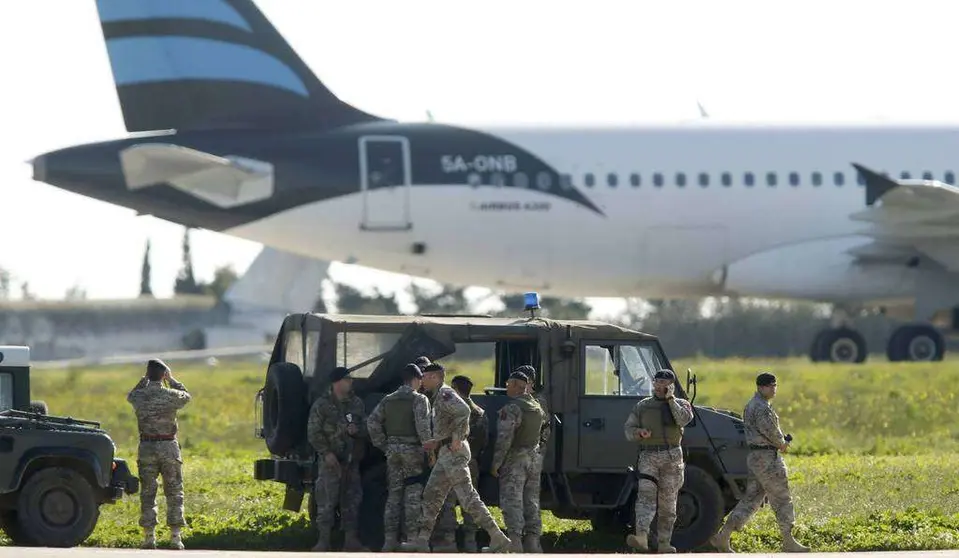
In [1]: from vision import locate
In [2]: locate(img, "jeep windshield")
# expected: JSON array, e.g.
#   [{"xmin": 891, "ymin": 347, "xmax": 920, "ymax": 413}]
[{"xmin": 584, "ymin": 340, "xmax": 669, "ymax": 397}]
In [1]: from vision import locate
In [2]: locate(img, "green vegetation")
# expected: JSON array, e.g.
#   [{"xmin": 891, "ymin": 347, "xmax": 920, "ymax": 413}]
[{"xmin": 2, "ymin": 357, "xmax": 957, "ymax": 551}]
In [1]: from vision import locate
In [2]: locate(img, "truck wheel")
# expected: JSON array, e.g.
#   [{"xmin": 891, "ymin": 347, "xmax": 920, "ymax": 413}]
[
  {"xmin": 16, "ymin": 467, "xmax": 99, "ymax": 547},
  {"xmin": 262, "ymin": 362, "xmax": 307, "ymax": 455},
  {"xmin": 0, "ymin": 510, "xmax": 30, "ymax": 545},
  {"xmin": 671, "ymin": 466, "xmax": 724, "ymax": 550}
]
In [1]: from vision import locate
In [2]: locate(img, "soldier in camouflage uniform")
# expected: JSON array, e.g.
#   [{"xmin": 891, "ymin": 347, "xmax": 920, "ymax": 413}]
[
  {"xmin": 519, "ymin": 365, "xmax": 551, "ymax": 510},
  {"xmin": 491, "ymin": 369, "xmax": 546, "ymax": 553},
  {"xmin": 306, "ymin": 366, "xmax": 368, "ymax": 552},
  {"xmin": 400, "ymin": 362, "xmax": 513, "ymax": 553},
  {"xmin": 623, "ymin": 369, "xmax": 694, "ymax": 553},
  {"xmin": 710, "ymin": 373, "xmax": 810, "ymax": 553},
  {"xmin": 447, "ymin": 374, "xmax": 489, "ymax": 552},
  {"xmin": 366, "ymin": 363, "xmax": 433, "ymax": 551},
  {"xmin": 127, "ymin": 359, "xmax": 191, "ymax": 551}
]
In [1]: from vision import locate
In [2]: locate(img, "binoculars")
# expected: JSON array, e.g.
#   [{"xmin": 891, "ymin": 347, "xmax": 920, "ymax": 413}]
[{"xmin": 784, "ymin": 434, "xmax": 793, "ymax": 443}]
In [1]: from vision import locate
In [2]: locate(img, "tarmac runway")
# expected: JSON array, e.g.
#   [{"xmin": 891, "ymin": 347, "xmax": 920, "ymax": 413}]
[{"xmin": 2, "ymin": 550, "xmax": 959, "ymax": 557}]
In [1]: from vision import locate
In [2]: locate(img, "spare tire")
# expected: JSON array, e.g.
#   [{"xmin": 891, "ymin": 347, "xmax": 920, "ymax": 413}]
[{"xmin": 262, "ymin": 362, "xmax": 308, "ymax": 455}]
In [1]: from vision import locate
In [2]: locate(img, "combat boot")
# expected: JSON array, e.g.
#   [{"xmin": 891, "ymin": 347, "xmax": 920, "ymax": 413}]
[
  {"xmin": 170, "ymin": 526, "xmax": 185, "ymax": 550},
  {"xmin": 710, "ymin": 522, "xmax": 736, "ymax": 553},
  {"xmin": 343, "ymin": 530, "xmax": 366, "ymax": 551},
  {"xmin": 480, "ymin": 528, "xmax": 512, "ymax": 553},
  {"xmin": 657, "ymin": 539, "xmax": 676, "ymax": 553},
  {"xmin": 311, "ymin": 531, "xmax": 330, "ymax": 552},
  {"xmin": 140, "ymin": 527, "xmax": 156, "ymax": 549},
  {"xmin": 781, "ymin": 526, "xmax": 810, "ymax": 553},
  {"xmin": 381, "ymin": 531, "xmax": 399, "ymax": 552},
  {"xmin": 626, "ymin": 531, "xmax": 648, "ymax": 552},
  {"xmin": 523, "ymin": 534, "xmax": 543, "ymax": 553},
  {"xmin": 400, "ymin": 530, "xmax": 431, "ymax": 553}
]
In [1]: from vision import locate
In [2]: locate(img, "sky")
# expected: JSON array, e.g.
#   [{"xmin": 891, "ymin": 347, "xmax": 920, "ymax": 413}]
[{"xmin": 2, "ymin": 0, "xmax": 959, "ymax": 319}]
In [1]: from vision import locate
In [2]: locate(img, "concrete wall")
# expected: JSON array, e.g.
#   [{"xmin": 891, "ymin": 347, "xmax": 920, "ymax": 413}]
[{"xmin": 0, "ymin": 295, "xmax": 230, "ymax": 361}]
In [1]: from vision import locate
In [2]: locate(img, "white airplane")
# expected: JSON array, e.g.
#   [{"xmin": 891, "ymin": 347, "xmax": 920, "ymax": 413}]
[{"xmin": 29, "ymin": 0, "xmax": 959, "ymax": 364}]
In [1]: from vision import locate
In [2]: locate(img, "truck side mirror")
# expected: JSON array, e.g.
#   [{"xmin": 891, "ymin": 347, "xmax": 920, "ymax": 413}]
[{"xmin": 685, "ymin": 368, "xmax": 697, "ymax": 405}]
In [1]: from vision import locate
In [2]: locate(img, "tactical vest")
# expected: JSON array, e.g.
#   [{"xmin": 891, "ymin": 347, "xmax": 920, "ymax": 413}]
[
  {"xmin": 383, "ymin": 391, "xmax": 417, "ymax": 438},
  {"xmin": 636, "ymin": 398, "xmax": 683, "ymax": 447},
  {"xmin": 511, "ymin": 395, "xmax": 544, "ymax": 449}
]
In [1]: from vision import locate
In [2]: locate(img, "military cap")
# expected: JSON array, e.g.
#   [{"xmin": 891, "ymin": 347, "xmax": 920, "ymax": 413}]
[
  {"xmin": 403, "ymin": 363, "xmax": 423, "ymax": 380},
  {"xmin": 756, "ymin": 372, "xmax": 777, "ymax": 386},
  {"xmin": 147, "ymin": 358, "xmax": 170, "ymax": 373},
  {"xmin": 653, "ymin": 369, "xmax": 675, "ymax": 381},
  {"xmin": 509, "ymin": 371, "xmax": 530, "ymax": 383},
  {"xmin": 413, "ymin": 356, "xmax": 431, "ymax": 367},
  {"xmin": 451, "ymin": 375, "xmax": 474, "ymax": 388},
  {"xmin": 514, "ymin": 364, "xmax": 537, "ymax": 380},
  {"xmin": 330, "ymin": 366, "xmax": 351, "ymax": 383}
]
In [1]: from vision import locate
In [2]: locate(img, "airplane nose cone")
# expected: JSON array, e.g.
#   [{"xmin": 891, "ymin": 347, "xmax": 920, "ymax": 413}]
[{"xmin": 30, "ymin": 155, "xmax": 46, "ymax": 182}]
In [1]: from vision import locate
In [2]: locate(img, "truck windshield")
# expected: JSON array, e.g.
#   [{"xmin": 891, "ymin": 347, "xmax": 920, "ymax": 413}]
[{"xmin": 584, "ymin": 341, "xmax": 668, "ymax": 397}]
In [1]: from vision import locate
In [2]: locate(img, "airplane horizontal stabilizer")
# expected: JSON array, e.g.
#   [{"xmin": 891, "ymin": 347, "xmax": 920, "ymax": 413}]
[{"xmin": 119, "ymin": 143, "xmax": 274, "ymax": 208}]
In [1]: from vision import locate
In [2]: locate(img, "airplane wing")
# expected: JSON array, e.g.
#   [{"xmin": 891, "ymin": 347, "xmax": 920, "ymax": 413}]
[
  {"xmin": 119, "ymin": 143, "xmax": 274, "ymax": 208},
  {"xmin": 849, "ymin": 163, "xmax": 959, "ymax": 270}
]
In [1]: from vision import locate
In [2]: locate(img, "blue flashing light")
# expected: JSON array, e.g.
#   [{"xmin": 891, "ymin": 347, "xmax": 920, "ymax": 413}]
[{"xmin": 524, "ymin": 292, "xmax": 541, "ymax": 311}]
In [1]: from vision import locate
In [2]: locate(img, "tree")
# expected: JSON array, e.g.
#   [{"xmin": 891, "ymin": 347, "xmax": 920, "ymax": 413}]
[
  {"xmin": 174, "ymin": 227, "xmax": 203, "ymax": 295},
  {"xmin": 0, "ymin": 267, "xmax": 10, "ymax": 300},
  {"xmin": 201, "ymin": 264, "xmax": 240, "ymax": 301},
  {"xmin": 407, "ymin": 282, "xmax": 471, "ymax": 315},
  {"xmin": 140, "ymin": 239, "xmax": 153, "ymax": 297},
  {"xmin": 20, "ymin": 282, "xmax": 35, "ymax": 301},
  {"xmin": 332, "ymin": 281, "xmax": 400, "ymax": 315},
  {"xmin": 64, "ymin": 284, "xmax": 87, "ymax": 300}
]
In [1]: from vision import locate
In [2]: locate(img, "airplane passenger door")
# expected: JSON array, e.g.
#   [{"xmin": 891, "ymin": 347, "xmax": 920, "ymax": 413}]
[{"xmin": 358, "ymin": 136, "xmax": 412, "ymax": 231}]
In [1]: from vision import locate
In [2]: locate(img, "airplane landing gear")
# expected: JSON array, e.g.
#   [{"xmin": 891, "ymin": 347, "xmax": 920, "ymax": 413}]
[
  {"xmin": 810, "ymin": 327, "xmax": 867, "ymax": 363},
  {"xmin": 886, "ymin": 324, "xmax": 944, "ymax": 362}
]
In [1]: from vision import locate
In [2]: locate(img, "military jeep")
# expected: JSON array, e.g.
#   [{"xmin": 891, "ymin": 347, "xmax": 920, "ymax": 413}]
[
  {"xmin": 252, "ymin": 305, "xmax": 749, "ymax": 551},
  {"xmin": 0, "ymin": 346, "xmax": 140, "ymax": 547}
]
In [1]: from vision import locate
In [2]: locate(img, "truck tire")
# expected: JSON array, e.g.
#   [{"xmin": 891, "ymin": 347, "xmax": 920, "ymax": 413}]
[
  {"xmin": 671, "ymin": 465, "xmax": 724, "ymax": 550},
  {"xmin": 16, "ymin": 467, "xmax": 99, "ymax": 547},
  {"xmin": 0, "ymin": 511, "xmax": 29, "ymax": 545},
  {"xmin": 262, "ymin": 362, "xmax": 307, "ymax": 455}
]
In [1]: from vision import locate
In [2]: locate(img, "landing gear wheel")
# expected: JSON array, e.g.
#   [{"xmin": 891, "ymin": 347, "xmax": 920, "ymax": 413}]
[
  {"xmin": 811, "ymin": 328, "xmax": 867, "ymax": 363},
  {"xmin": 887, "ymin": 324, "xmax": 944, "ymax": 362}
]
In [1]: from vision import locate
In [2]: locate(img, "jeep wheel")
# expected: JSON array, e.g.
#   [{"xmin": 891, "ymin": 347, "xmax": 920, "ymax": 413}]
[
  {"xmin": 262, "ymin": 362, "xmax": 307, "ymax": 455},
  {"xmin": 0, "ymin": 511, "xmax": 29, "ymax": 545},
  {"xmin": 16, "ymin": 467, "xmax": 99, "ymax": 547},
  {"xmin": 671, "ymin": 466, "xmax": 724, "ymax": 550}
]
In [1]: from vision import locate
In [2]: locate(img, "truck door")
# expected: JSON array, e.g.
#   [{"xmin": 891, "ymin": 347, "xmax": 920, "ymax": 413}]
[{"xmin": 576, "ymin": 341, "xmax": 667, "ymax": 470}]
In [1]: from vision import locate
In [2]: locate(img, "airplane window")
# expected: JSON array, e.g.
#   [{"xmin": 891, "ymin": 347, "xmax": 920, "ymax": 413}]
[
  {"xmin": 676, "ymin": 173, "xmax": 686, "ymax": 187},
  {"xmin": 856, "ymin": 172, "xmax": 865, "ymax": 186},
  {"xmin": 744, "ymin": 172, "xmax": 754, "ymax": 187},
  {"xmin": 584, "ymin": 173, "xmax": 595, "ymax": 187},
  {"xmin": 536, "ymin": 172, "xmax": 552, "ymax": 190},
  {"xmin": 513, "ymin": 172, "xmax": 529, "ymax": 188},
  {"xmin": 946, "ymin": 172, "xmax": 955, "ymax": 184},
  {"xmin": 698, "ymin": 173, "xmax": 709, "ymax": 187},
  {"xmin": 834, "ymin": 172, "xmax": 844, "ymax": 186},
  {"xmin": 629, "ymin": 173, "xmax": 640, "ymax": 187},
  {"xmin": 812, "ymin": 172, "xmax": 822, "ymax": 186},
  {"xmin": 766, "ymin": 172, "xmax": 777, "ymax": 187},
  {"xmin": 789, "ymin": 172, "xmax": 799, "ymax": 186},
  {"xmin": 922, "ymin": 171, "xmax": 933, "ymax": 181},
  {"xmin": 653, "ymin": 173, "xmax": 663, "ymax": 187},
  {"xmin": 491, "ymin": 172, "xmax": 506, "ymax": 187},
  {"xmin": 900, "ymin": 171, "xmax": 911, "ymax": 179},
  {"xmin": 721, "ymin": 172, "xmax": 731, "ymax": 187},
  {"xmin": 560, "ymin": 173, "xmax": 574, "ymax": 190},
  {"xmin": 607, "ymin": 173, "xmax": 618, "ymax": 187}
]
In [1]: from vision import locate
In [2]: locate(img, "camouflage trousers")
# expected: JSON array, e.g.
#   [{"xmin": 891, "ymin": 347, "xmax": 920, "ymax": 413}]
[
  {"xmin": 137, "ymin": 440, "xmax": 185, "ymax": 528},
  {"xmin": 634, "ymin": 447, "xmax": 684, "ymax": 543},
  {"xmin": 419, "ymin": 443, "xmax": 499, "ymax": 539},
  {"xmin": 384, "ymin": 443, "xmax": 426, "ymax": 540},
  {"xmin": 435, "ymin": 458, "xmax": 480, "ymax": 548},
  {"xmin": 499, "ymin": 447, "xmax": 542, "ymax": 539},
  {"xmin": 725, "ymin": 450, "xmax": 795, "ymax": 531},
  {"xmin": 315, "ymin": 456, "xmax": 362, "ymax": 534}
]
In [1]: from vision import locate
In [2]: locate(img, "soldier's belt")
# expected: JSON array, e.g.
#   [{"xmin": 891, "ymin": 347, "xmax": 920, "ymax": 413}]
[
  {"xmin": 140, "ymin": 434, "xmax": 176, "ymax": 441},
  {"xmin": 748, "ymin": 444, "xmax": 778, "ymax": 451},
  {"xmin": 636, "ymin": 444, "xmax": 679, "ymax": 451}
]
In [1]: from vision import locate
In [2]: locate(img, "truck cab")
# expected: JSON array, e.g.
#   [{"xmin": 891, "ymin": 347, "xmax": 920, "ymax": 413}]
[{"xmin": 252, "ymin": 302, "xmax": 748, "ymax": 551}]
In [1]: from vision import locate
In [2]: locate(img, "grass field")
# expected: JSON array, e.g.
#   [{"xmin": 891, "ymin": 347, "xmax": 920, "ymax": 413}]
[{"xmin": 2, "ymin": 356, "xmax": 958, "ymax": 552}]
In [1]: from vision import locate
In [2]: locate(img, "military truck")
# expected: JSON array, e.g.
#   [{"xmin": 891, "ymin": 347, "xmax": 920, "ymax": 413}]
[
  {"xmin": 252, "ymin": 300, "xmax": 749, "ymax": 551},
  {"xmin": 0, "ymin": 346, "xmax": 140, "ymax": 547}
]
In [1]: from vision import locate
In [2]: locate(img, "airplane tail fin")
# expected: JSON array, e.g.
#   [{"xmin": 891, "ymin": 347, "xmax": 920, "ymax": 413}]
[{"xmin": 93, "ymin": 0, "xmax": 383, "ymax": 132}]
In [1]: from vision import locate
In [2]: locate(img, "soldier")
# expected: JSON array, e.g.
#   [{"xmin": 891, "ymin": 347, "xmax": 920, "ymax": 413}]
[
  {"xmin": 710, "ymin": 373, "xmax": 810, "ymax": 553},
  {"xmin": 400, "ymin": 362, "xmax": 513, "ymax": 553},
  {"xmin": 623, "ymin": 369, "xmax": 694, "ymax": 553},
  {"xmin": 366, "ymin": 363, "xmax": 433, "ymax": 551},
  {"xmin": 519, "ymin": 364, "xmax": 551, "ymax": 496},
  {"xmin": 447, "ymin": 374, "xmax": 489, "ymax": 552},
  {"xmin": 306, "ymin": 366, "xmax": 368, "ymax": 552},
  {"xmin": 126, "ymin": 358, "xmax": 191, "ymax": 550},
  {"xmin": 491, "ymin": 369, "xmax": 546, "ymax": 553}
]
